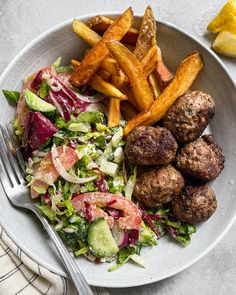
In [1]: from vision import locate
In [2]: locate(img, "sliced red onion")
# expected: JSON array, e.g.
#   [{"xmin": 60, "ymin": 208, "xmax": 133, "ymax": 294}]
[
  {"xmin": 148, "ymin": 214, "xmax": 161, "ymax": 221},
  {"xmin": 107, "ymin": 200, "xmax": 117, "ymax": 206},
  {"xmin": 69, "ymin": 140, "xmax": 77, "ymax": 149},
  {"xmin": 51, "ymin": 144, "xmax": 97, "ymax": 184},
  {"xmin": 128, "ymin": 229, "xmax": 139, "ymax": 245},
  {"xmin": 63, "ymin": 228, "xmax": 77, "ymax": 233},
  {"xmin": 76, "ymin": 93, "xmax": 105, "ymax": 103},
  {"xmin": 165, "ymin": 224, "xmax": 178, "ymax": 238},
  {"xmin": 111, "ymin": 222, "xmax": 128, "ymax": 248},
  {"xmin": 31, "ymin": 70, "xmax": 43, "ymax": 91},
  {"xmin": 85, "ymin": 202, "xmax": 93, "ymax": 221},
  {"xmin": 106, "ymin": 208, "xmax": 122, "ymax": 220},
  {"xmin": 57, "ymin": 72, "xmax": 71, "ymax": 87},
  {"xmin": 32, "ymin": 150, "xmax": 48, "ymax": 157},
  {"xmin": 140, "ymin": 205, "xmax": 161, "ymax": 239},
  {"xmin": 95, "ymin": 258, "xmax": 101, "ymax": 264},
  {"xmin": 96, "ymin": 176, "xmax": 107, "ymax": 193},
  {"xmin": 50, "ymin": 90, "xmax": 74, "ymax": 121}
]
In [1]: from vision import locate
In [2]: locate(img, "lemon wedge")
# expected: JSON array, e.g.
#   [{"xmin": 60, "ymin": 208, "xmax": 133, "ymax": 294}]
[
  {"xmin": 212, "ymin": 31, "xmax": 236, "ymax": 57},
  {"xmin": 208, "ymin": 0, "xmax": 236, "ymax": 33}
]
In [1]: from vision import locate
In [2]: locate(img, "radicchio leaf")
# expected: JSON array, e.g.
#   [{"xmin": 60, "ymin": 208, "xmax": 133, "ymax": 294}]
[{"xmin": 24, "ymin": 111, "xmax": 58, "ymax": 153}]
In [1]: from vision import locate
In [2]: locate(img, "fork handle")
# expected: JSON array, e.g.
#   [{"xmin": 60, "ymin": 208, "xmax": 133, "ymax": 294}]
[{"xmin": 32, "ymin": 207, "xmax": 94, "ymax": 295}]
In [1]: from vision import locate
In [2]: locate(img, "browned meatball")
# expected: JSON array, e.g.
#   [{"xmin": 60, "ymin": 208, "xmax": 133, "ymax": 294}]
[
  {"xmin": 163, "ymin": 91, "xmax": 215, "ymax": 143},
  {"xmin": 176, "ymin": 134, "xmax": 224, "ymax": 182},
  {"xmin": 172, "ymin": 185, "xmax": 217, "ymax": 223},
  {"xmin": 133, "ymin": 165, "xmax": 184, "ymax": 208},
  {"xmin": 125, "ymin": 126, "xmax": 178, "ymax": 165}
]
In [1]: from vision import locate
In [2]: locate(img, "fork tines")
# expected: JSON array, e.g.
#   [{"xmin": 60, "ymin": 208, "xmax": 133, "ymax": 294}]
[{"xmin": 0, "ymin": 124, "xmax": 25, "ymax": 188}]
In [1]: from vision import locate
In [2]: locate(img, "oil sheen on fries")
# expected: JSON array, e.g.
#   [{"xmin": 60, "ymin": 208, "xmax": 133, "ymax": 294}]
[
  {"xmin": 90, "ymin": 75, "xmax": 127, "ymax": 100},
  {"xmin": 107, "ymin": 40, "xmax": 154, "ymax": 111},
  {"xmin": 133, "ymin": 6, "xmax": 161, "ymax": 99},
  {"xmin": 71, "ymin": 59, "xmax": 127, "ymax": 99},
  {"xmin": 72, "ymin": 20, "xmax": 119, "ymax": 76},
  {"xmin": 140, "ymin": 45, "xmax": 159, "ymax": 77},
  {"xmin": 155, "ymin": 59, "xmax": 174, "ymax": 88},
  {"xmin": 133, "ymin": 5, "xmax": 157, "ymax": 61},
  {"xmin": 108, "ymin": 72, "xmax": 127, "ymax": 127},
  {"xmin": 88, "ymin": 15, "xmax": 139, "ymax": 45},
  {"xmin": 148, "ymin": 73, "xmax": 162, "ymax": 98},
  {"xmin": 124, "ymin": 51, "xmax": 204, "ymax": 136},
  {"xmin": 70, "ymin": 8, "xmax": 133, "ymax": 86},
  {"xmin": 120, "ymin": 101, "xmax": 138, "ymax": 121}
]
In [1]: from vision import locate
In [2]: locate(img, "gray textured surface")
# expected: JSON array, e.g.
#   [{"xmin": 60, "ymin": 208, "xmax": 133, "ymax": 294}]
[{"xmin": 0, "ymin": 0, "xmax": 235, "ymax": 294}]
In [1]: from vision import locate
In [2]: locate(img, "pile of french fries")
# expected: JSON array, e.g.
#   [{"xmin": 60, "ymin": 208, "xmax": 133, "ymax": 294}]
[{"xmin": 70, "ymin": 6, "xmax": 203, "ymax": 135}]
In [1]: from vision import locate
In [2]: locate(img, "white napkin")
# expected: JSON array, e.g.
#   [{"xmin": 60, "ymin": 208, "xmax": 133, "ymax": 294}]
[{"xmin": 0, "ymin": 226, "xmax": 109, "ymax": 295}]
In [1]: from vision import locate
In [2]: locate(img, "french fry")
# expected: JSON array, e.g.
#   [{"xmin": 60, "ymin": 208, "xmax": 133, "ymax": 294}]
[
  {"xmin": 88, "ymin": 15, "xmax": 139, "ymax": 45},
  {"xmin": 108, "ymin": 98, "xmax": 120, "ymax": 127},
  {"xmin": 133, "ymin": 6, "xmax": 161, "ymax": 99},
  {"xmin": 71, "ymin": 59, "xmax": 127, "ymax": 99},
  {"xmin": 101, "ymin": 57, "xmax": 119, "ymax": 76},
  {"xmin": 70, "ymin": 8, "xmax": 133, "ymax": 86},
  {"xmin": 72, "ymin": 19, "xmax": 158, "ymax": 79},
  {"xmin": 72, "ymin": 19, "xmax": 100, "ymax": 46},
  {"xmin": 71, "ymin": 59, "xmax": 81, "ymax": 67},
  {"xmin": 140, "ymin": 45, "xmax": 159, "ymax": 77},
  {"xmin": 120, "ymin": 101, "xmax": 138, "ymax": 121},
  {"xmin": 106, "ymin": 40, "xmax": 154, "ymax": 111},
  {"xmin": 73, "ymin": 19, "xmax": 120, "ymax": 76},
  {"xmin": 72, "ymin": 58, "xmax": 111, "ymax": 80},
  {"xmin": 134, "ymin": 5, "xmax": 156, "ymax": 61},
  {"xmin": 97, "ymin": 68, "xmax": 111, "ymax": 80},
  {"xmin": 108, "ymin": 74, "xmax": 125, "ymax": 127},
  {"xmin": 148, "ymin": 73, "xmax": 161, "ymax": 98},
  {"xmin": 124, "ymin": 110, "xmax": 151, "ymax": 136},
  {"xmin": 120, "ymin": 83, "xmax": 138, "ymax": 108},
  {"xmin": 155, "ymin": 59, "xmax": 174, "ymax": 88},
  {"xmin": 90, "ymin": 75, "xmax": 127, "ymax": 100},
  {"xmin": 133, "ymin": 6, "xmax": 173, "ymax": 88},
  {"xmin": 85, "ymin": 47, "xmax": 119, "ymax": 76},
  {"xmin": 124, "ymin": 52, "xmax": 204, "ymax": 136}
]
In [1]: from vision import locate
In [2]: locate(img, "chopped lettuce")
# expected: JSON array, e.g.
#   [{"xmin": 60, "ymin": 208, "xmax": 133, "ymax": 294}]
[
  {"xmin": 38, "ymin": 205, "xmax": 56, "ymax": 221},
  {"xmin": 125, "ymin": 166, "xmax": 137, "ymax": 199},
  {"xmin": 111, "ymin": 128, "xmax": 123, "ymax": 147},
  {"xmin": 2, "ymin": 89, "xmax": 20, "ymax": 105},
  {"xmin": 56, "ymin": 66, "xmax": 73, "ymax": 74},
  {"xmin": 77, "ymin": 111, "xmax": 104, "ymax": 124},
  {"xmin": 39, "ymin": 81, "xmax": 50, "ymax": 98},
  {"xmin": 68, "ymin": 122, "xmax": 91, "ymax": 133},
  {"xmin": 139, "ymin": 222, "xmax": 157, "ymax": 246},
  {"xmin": 13, "ymin": 119, "xmax": 23, "ymax": 136},
  {"xmin": 108, "ymin": 246, "xmax": 137, "ymax": 272},
  {"xmin": 52, "ymin": 56, "xmax": 62, "ymax": 67}
]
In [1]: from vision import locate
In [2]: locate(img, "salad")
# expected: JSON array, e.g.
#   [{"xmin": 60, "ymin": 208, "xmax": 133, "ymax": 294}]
[{"xmin": 2, "ymin": 58, "xmax": 195, "ymax": 271}]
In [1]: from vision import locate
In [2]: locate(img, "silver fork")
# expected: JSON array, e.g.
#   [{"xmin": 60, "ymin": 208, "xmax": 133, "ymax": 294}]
[{"xmin": 0, "ymin": 124, "xmax": 94, "ymax": 295}]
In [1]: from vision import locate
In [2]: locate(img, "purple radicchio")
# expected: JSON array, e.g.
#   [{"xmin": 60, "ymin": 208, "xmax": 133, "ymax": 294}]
[
  {"xmin": 31, "ymin": 69, "xmax": 88, "ymax": 121},
  {"xmin": 24, "ymin": 111, "xmax": 58, "ymax": 154}
]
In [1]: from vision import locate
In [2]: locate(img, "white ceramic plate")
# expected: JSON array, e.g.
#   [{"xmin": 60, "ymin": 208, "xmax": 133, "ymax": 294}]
[{"xmin": 0, "ymin": 13, "xmax": 235, "ymax": 288}]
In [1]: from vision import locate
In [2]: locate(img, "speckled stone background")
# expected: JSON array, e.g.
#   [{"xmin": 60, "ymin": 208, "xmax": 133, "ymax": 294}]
[{"xmin": 0, "ymin": 0, "xmax": 235, "ymax": 294}]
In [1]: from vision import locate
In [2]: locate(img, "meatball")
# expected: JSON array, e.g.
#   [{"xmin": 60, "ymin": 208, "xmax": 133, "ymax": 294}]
[
  {"xmin": 176, "ymin": 134, "xmax": 224, "ymax": 182},
  {"xmin": 163, "ymin": 91, "xmax": 215, "ymax": 143},
  {"xmin": 125, "ymin": 126, "xmax": 178, "ymax": 165},
  {"xmin": 172, "ymin": 185, "xmax": 217, "ymax": 223},
  {"xmin": 133, "ymin": 165, "xmax": 184, "ymax": 208}
]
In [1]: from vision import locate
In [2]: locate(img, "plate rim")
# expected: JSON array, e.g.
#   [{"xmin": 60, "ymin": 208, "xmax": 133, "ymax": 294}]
[{"xmin": 0, "ymin": 11, "xmax": 235, "ymax": 288}]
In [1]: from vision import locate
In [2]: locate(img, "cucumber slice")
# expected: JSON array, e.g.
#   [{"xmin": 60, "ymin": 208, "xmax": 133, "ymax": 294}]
[
  {"xmin": 88, "ymin": 218, "xmax": 119, "ymax": 258},
  {"xmin": 25, "ymin": 89, "xmax": 56, "ymax": 113}
]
